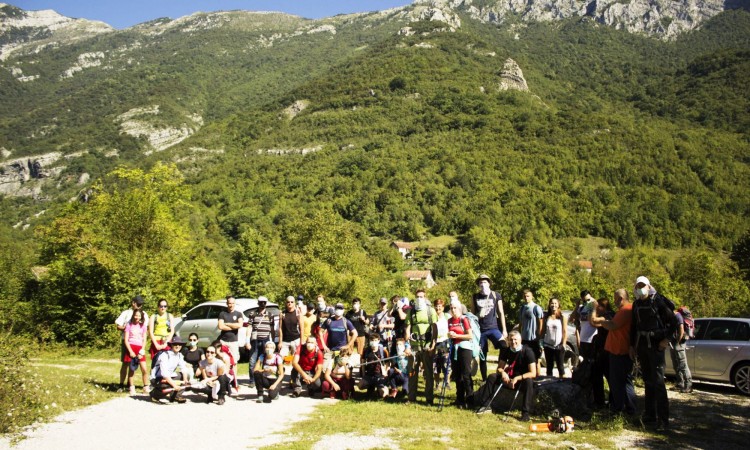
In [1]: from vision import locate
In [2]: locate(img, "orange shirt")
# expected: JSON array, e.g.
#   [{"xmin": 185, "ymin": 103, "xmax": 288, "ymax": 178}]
[{"xmin": 604, "ymin": 302, "xmax": 632, "ymax": 356}]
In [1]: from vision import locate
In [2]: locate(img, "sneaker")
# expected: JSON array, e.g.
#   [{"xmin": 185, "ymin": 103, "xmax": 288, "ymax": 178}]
[
  {"xmin": 476, "ymin": 406, "xmax": 493, "ymax": 415},
  {"xmin": 129, "ymin": 385, "xmax": 136, "ymax": 396},
  {"xmin": 217, "ymin": 397, "xmax": 225, "ymax": 406},
  {"xmin": 256, "ymin": 395, "xmax": 264, "ymax": 403},
  {"xmin": 174, "ymin": 395, "xmax": 187, "ymax": 404},
  {"xmin": 206, "ymin": 395, "xmax": 214, "ymax": 404},
  {"xmin": 142, "ymin": 386, "xmax": 151, "ymax": 394}
]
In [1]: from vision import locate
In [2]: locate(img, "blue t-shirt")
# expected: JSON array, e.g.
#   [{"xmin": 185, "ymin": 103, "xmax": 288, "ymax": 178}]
[
  {"xmin": 322, "ymin": 317, "xmax": 356, "ymax": 350},
  {"xmin": 473, "ymin": 291, "xmax": 502, "ymax": 331},
  {"xmin": 518, "ymin": 302, "xmax": 544, "ymax": 341}
]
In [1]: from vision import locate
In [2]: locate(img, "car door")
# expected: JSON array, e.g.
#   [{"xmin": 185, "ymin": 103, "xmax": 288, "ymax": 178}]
[
  {"xmin": 691, "ymin": 319, "xmax": 746, "ymax": 380},
  {"xmin": 178, "ymin": 305, "xmax": 215, "ymax": 348}
]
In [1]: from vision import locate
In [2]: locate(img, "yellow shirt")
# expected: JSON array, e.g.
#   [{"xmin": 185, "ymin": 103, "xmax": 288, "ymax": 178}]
[{"xmin": 301, "ymin": 313, "xmax": 317, "ymax": 343}]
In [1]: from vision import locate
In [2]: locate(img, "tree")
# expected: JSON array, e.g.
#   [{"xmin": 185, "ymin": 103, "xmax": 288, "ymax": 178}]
[{"xmin": 228, "ymin": 228, "xmax": 276, "ymax": 297}]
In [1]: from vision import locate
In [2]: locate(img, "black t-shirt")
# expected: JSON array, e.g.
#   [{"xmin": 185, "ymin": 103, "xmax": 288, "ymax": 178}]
[
  {"xmin": 281, "ymin": 311, "xmax": 301, "ymax": 342},
  {"xmin": 218, "ymin": 310, "xmax": 244, "ymax": 342},
  {"xmin": 181, "ymin": 347, "xmax": 205, "ymax": 371},
  {"xmin": 346, "ymin": 309, "xmax": 368, "ymax": 335},
  {"xmin": 499, "ymin": 345, "xmax": 537, "ymax": 378}
]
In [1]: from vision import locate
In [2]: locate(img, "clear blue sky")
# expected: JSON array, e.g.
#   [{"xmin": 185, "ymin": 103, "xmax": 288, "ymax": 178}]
[{"xmin": 11, "ymin": 1, "xmax": 414, "ymax": 29}]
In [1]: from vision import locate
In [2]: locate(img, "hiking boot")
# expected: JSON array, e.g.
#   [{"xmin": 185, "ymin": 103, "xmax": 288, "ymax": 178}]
[
  {"xmin": 681, "ymin": 384, "xmax": 693, "ymax": 394},
  {"xmin": 520, "ymin": 412, "xmax": 531, "ymax": 421},
  {"xmin": 217, "ymin": 397, "xmax": 225, "ymax": 406}
]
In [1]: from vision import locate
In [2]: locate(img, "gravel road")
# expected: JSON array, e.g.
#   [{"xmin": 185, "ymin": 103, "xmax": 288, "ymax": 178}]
[{"xmin": 0, "ymin": 376, "xmax": 322, "ymax": 450}]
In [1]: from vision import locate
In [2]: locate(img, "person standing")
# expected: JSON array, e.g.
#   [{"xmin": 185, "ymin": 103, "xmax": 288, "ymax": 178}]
[
  {"xmin": 518, "ymin": 289, "xmax": 544, "ymax": 373},
  {"xmin": 300, "ymin": 302, "xmax": 317, "ymax": 344},
  {"xmin": 115, "ymin": 295, "xmax": 148, "ymax": 390},
  {"xmin": 432, "ymin": 298, "xmax": 451, "ymax": 390},
  {"xmin": 472, "ymin": 274, "xmax": 508, "ymax": 381},
  {"xmin": 148, "ymin": 299, "xmax": 174, "ymax": 363},
  {"xmin": 371, "ymin": 297, "xmax": 394, "ymax": 348},
  {"xmin": 592, "ymin": 288, "xmax": 636, "ymax": 416},
  {"xmin": 389, "ymin": 295, "xmax": 408, "ymax": 356},
  {"xmin": 279, "ymin": 295, "xmax": 302, "ymax": 360},
  {"xmin": 447, "ymin": 298, "xmax": 474, "ymax": 408},
  {"xmin": 217, "ymin": 295, "xmax": 244, "ymax": 386},
  {"xmin": 591, "ymin": 297, "xmax": 614, "ymax": 408},
  {"xmin": 346, "ymin": 298, "xmax": 368, "ymax": 358},
  {"xmin": 246, "ymin": 296, "xmax": 278, "ymax": 388},
  {"xmin": 577, "ymin": 290, "xmax": 599, "ymax": 366},
  {"xmin": 670, "ymin": 306, "xmax": 693, "ymax": 393},
  {"xmin": 541, "ymin": 298, "xmax": 567, "ymax": 379},
  {"xmin": 405, "ymin": 289, "xmax": 438, "ymax": 405},
  {"xmin": 123, "ymin": 309, "xmax": 149, "ymax": 395},
  {"xmin": 630, "ymin": 276, "xmax": 678, "ymax": 431},
  {"xmin": 320, "ymin": 303, "xmax": 358, "ymax": 370}
]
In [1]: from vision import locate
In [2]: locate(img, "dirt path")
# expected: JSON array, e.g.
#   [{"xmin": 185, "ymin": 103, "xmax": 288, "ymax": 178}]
[{"xmin": 0, "ymin": 376, "xmax": 324, "ymax": 450}]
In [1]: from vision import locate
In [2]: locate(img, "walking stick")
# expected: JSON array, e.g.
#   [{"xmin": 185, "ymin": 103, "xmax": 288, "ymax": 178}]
[{"xmin": 475, "ymin": 381, "xmax": 504, "ymax": 414}]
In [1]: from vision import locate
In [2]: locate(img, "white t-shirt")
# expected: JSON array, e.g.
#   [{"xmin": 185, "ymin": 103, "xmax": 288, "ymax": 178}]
[
  {"xmin": 116, "ymin": 309, "xmax": 149, "ymax": 335},
  {"xmin": 199, "ymin": 358, "xmax": 226, "ymax": 378},
  {"xmin": 543, "ymin": 316, "xmax": 563, "ymax": 348},
  {"xmin": 578, "ymin": 301, "xmax": 598, "ymax": 343}
]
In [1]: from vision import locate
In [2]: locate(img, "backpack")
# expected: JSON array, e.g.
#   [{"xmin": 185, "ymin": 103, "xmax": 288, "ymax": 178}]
[
  {"xmin": 457, "ymin": 312, "xmax": 483, "ymax": 360},
  {"xmin": 677, "ymin": 307, "xmax": 695, "ymax": 340},
  {"xmin": 571, "ymin": 358, "xmax": 593, "ymax": 388},
  {"xmin": 409, "ymin": 306, "xmax": 435, "ymax": 348}
]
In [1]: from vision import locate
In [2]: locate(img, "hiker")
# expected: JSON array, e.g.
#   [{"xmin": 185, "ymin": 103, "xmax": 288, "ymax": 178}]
[
  {"xmin": 123, "ymin": 309, "xmax": 149, "ymax": 395},
  {"xmin": 198, "ymin": 345, "xmax": 230, "ymax": 405},
  {"xmin": 591, "ymin": 288, "xmax": 636, "ymax": 416},
  {"xmin": 253, "ymin": 341, "xmax": 284, "ymax": 403},
  {"xmin": 322, "ymin": 348, "xmax": 354, "ymax": 400},
  {"xmin": 448, "ymin": 298, "xmax": 474, "ymax": 408},
  {"xmin": 470, "ymin": 330, "xmax": 537, "ymax": 421},
  {"xmin": 591, "ymin": 297, "xmax": 614, "ymax": 408},
  {"xmin": 217, "ymin": 295, "xmax": 244, "ymax": 380},
  {"xmin": 246, "ymin": 296, "xmax": 277, "ymax": 388},
  {"xmin": 541, "ymin": 297, "xmax": 567, "ymax": 379},
  {"xmin": 181, "ymin": 332, "xmax": 205, "ymax": 383},
  {"xmin": 630, "ymin": 276, "xmax": 678, "ymax": 431},
  {"xmin": 670, "ymin": 306, "xmax": 693, "ymax": 393},
  {"xmin": 576, "ymin": 290, "xmax": 599, "ymax": 368},
  {"xmin": 300, "ymin": 301, "xmax": 317, "ymax": 344},
  {"xmin": 358, "ymin": 333, "xmax": 389, "ymax": 398},
  {"xmin": 346, "ymin": 298, "xmax": 369, "ymax": 357},
  {"xmin": 405, "ymin": 289, "xmax": 438, "ymax": 405},
  {"xmin": 432, "ymin": 298, "xmax": 451, "ymax": 391},
  {"xmin": 370, "ymin": 297, "xmax": 394, "ymax": 348},
  {"xmin": 211, "ymin": 339, "xmax": 236, "ymax": 388},
  {"xmin": 279, "ymin": 295, "xmax": 302, "ymax": 360},
  {"xmin": 389, "ymin": 295, "xmax": 408, "ymax": 356},
  {"xmin": 291, "ymin": 336, "xmax": 324, "ymax": 398},
  {"xmin": 319, "ymin": 302, "xmax": 357, "ymax": 369},
  {"xmin": 115, "ymin": 295, "xmax": 148, "ymax": 391},
  {"xmin": 386, "ymin": 338, "xmax": 409, "ymax": 400},
  {"xmin": 149, "ymin": 336, "xmax": 189, "ymax": 404},
  {"xmin": 148, "ymin": 299, "xmax": 175, "ymax": 363},
  {"xmin": 472, "ymin": 274, "xmax": 508, "ymax": 381},
  {"xmin": 518, "ymin": 289, "xmax": 544, "ymax": 373}
]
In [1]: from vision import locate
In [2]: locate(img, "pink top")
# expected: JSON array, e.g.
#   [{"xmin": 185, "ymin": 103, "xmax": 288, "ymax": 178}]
[{"xmin": 125, "ymin": 322, "xmax": 147, "ymax": 346}]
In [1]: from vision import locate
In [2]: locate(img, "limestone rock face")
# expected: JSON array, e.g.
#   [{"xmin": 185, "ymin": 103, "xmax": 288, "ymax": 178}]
[
  {"xmin": 498, "ymin": 58, "xmax": 529, "ymax": 92},
  {"xmin": 0, "ymin": 152, "xmax": 63, "ymax": 197}
]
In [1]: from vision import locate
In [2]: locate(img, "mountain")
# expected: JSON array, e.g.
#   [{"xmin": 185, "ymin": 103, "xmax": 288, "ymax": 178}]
[{"xmin": 0, "ymin": 2, "xmax": 748, "ymax": 253}]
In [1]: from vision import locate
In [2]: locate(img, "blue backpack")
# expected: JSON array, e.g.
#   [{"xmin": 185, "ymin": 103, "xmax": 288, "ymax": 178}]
[{"xmin": 456, "ymin": 312, "xmax": 483, "ymax": 360}]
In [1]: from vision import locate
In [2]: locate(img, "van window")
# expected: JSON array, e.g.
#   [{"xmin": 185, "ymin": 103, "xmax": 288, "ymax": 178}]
[{"xmin": 185, "ymin": 306, "xmax": 209, "ymax": 321}]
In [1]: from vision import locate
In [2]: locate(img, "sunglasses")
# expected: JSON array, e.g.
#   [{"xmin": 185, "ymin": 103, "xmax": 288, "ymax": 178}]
[
  {"xmin": 159, "ymin": 305, "xmax": 167, "ymax": 308},
  {"xmin": 206, "ymin": 351, "xmax": 215, "ymax": 354}
]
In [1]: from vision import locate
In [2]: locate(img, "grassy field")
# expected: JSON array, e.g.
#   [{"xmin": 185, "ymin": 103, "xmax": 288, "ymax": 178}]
[{"xmin": 8, "ymin": 349, "xmax": 750, "ymax": 449}]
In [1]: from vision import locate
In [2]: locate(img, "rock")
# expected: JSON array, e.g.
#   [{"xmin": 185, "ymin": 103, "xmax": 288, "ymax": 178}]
[
  {"xmin": 483, "ymin": 376, "xmax": 590, "ymax": 418},
  {"xmin": 77, "ymin": 173, "xmax": 90, "ymax": 185},
  {"xmin": 498, "ymin": 58, "xmax": 529, "ymax": 92},
  {"xmin": 283, "ymin": 100, "xmax": 309, "ymax": 119}
]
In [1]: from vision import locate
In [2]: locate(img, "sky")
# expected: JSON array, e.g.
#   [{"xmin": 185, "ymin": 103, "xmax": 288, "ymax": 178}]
[{"xmin": 11, "ymin": 1, "xmax": 415, "ymax": 29}]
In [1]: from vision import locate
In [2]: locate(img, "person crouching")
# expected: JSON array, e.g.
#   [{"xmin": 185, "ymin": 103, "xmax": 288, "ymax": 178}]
[
  {"xmin": 322, "ymin": 348, "xmax": 353, "ymax": 399},
  {"xmin": 253, "ymin": 340, "xmax": 284, "ymax": 403},
  {"xmin": 358, "ymin": 334, "xmax": 389, "ymax": 399},
  {"xmin": 149, "ymin": 336, "xmax": 189, "ymax": 404},
  {"xmin": 198, "ymin": 345, "xmax": 231, "ymax": 405}
]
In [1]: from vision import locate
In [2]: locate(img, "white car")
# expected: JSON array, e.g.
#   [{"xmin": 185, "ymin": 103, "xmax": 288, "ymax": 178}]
[
  {"xmin": 174, "ymin": 298, "xmax": 279, "ymax": 361},
  {"xmin": 665, "ymin": 317, "xmax": 750, "ymax": 395}
]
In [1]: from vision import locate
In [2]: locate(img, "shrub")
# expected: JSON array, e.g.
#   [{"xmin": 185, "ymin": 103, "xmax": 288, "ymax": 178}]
[{"xmin": 0, "ymin": 333, "xmax": 43, "ymax": 434}]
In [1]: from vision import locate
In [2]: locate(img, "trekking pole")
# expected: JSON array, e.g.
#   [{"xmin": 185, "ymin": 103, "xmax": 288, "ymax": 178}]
[
  {"xmin": 475, "ymin": 382, "xmax": 503, "ymax": 414},
  {"xmin": 352, "ymin": 354, "xmax": 403, "ymax": 368},
  {"xmin": 501, "ymin": 389, "xmax": 521, "ymax": 421}
]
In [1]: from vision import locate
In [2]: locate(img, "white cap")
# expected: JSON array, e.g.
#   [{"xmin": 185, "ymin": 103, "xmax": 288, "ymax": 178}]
[{"xmin": 635, "ymin": 276, "xmax": 650, "ymax": 286}]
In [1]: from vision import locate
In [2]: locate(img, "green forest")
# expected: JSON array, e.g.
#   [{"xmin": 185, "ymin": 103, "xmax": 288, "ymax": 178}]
[{"xmin": 1, "ymin": 6, "xmax": 749, "ymax": 346}]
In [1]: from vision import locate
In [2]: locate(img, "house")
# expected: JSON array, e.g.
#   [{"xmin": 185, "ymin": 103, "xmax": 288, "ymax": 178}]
[
  {"xmin": 576, "ymin": 260, "xmax": 593, "ymax": 273},
  {"xmin": 391, "ymin": 241, "xmax": 417, "ymax": 259},
  {"xmin": 403, "ymin": 270, "xmax": 436, "ymax": 289}
]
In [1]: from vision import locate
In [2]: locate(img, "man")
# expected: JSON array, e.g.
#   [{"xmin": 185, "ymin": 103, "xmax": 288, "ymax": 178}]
[
  {"xmin": 670, "ymin": 307, "xmax": 693, "ymax": 393},
  {"xmin": 149, "ymin": 336, "xmax": 189, "ymax": 404},
  {"xmin": 319, "ymin": 303, "xmax": 357, "ymax": 359},
  {"xmin": 300, "ymin": 301, "xmax": 317, "ymax": 344},
  {"xmin": 370, "ymin": 297, "xmax": 394, "ymax": 347},
  {"xmin": 358, "ymin": 333, "xmax": 389, "ymax": 398},
  {"xmin": 470, "ymin": 330, "xmax": 537, "ymax": 420},
  {"xmin": 472, "ymin": 274, "xmax": 508, "ymax": 381},
  {"xmin": 279, "ymin": 295, "xmax": 302, "ymax": 359},
  {"xmin": 592, "ymin": 288, "xmax": 636, "ymax": 416},
  {"xmin": 517, "ymin": 289, "xmax": 543, "ymax": 372},
  {"xmin": 291, "ymin": 336, "xmax": 325, "ymax": 398},
  {"xmin": 217, "ymin": 295, "xmax": 244, "ymax": 385},
  {"xmin": 629, "ymin": 276, "xmax": 678, "ymax": 431},
  {"xmin": 405, "ymin": 289, "xmax": 438, "ymax": 405},
  {"xmin": 316, "ymin": 295, "xmax": 335, "ymax": 319},
  {"xmin": 346, "ymin": 298, "xmax": 368, "ymax": 357},
  {"xmin": 115, "ymin": 295, "xmax": 149, "ymax": 391},
  {"xmin": 389, "ymin": 295, "xmax": 408, "ymax": 356},
  {"xmin": 198, "ymin": 345, "xmax": 230, "ymax": 405},
  {"xmin": 246, "ymin": 296, "xmax": 278, "ymax": 388},
  {"xmin": 578, "ymin": 290, "xmax": 599, "ymax": 366}
]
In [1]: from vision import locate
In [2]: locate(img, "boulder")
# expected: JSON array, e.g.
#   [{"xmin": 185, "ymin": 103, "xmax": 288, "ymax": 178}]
[{"xmin": 484, "ymin": 376, "xmax": 591, "ymax": 418}]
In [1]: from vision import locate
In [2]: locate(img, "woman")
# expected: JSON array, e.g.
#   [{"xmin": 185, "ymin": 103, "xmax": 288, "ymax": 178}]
[
  {"xmin": 541, "ymin": 298, "xmax": 568, "ymax": 379},
  {"xmin": 432, "ymin": 298, "xmax": 451, "ymax": 390},
  {"xmin": 253, "ymin": 341, "xmax": 284, "ymax": 403},
  {"xmin": 181, "ymin": 332, "xmax": 205, "ymax": 382},
  {"xmin": 149, "ymin": 299, "xmax": 174, "ymax": 363},
  {"xmin": 199, "ymin": 345, "xmax": 230, "ymax": 405},
  {"xmin": 322, "ymin": 348, "xmax": 353, "ymax": 400},
  {"xmin": 124, "ymin": 309, "xmax": 149, "ymax": 395},
  {"xmin": 447, "ymin": 299, "xmax": 474, "ymax": 408}
]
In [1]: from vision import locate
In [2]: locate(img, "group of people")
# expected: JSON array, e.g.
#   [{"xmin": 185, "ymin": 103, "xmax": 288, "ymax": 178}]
[{"xmin": 115, "ymin": 273, "xmax": 694, "ymax": 430}]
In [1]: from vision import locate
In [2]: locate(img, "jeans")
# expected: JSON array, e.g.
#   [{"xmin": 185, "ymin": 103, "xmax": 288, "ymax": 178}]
[
  {"xmin": 608, "ymin": 353, "xmax": 636, "ymax": 415},
  {"xmin": 248, "ymin": 338, "xmax": 272, "ymax": 383},
  {"xmin": 290, "ymin": 369, "xmax": 322, "ymax": 395},
  {"xmin": 452, "ymin": 347, "xmax": 474, "ymax": 405},
  {"xmin": 479, "ymin": 328, "xmax": 505, "ymax": 381},
  {"xmin": 670, "ymin": 342, "xmax": 692, "ymax": 389}
]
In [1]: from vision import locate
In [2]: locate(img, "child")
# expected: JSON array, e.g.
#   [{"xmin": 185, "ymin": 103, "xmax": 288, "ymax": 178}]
[
  {"xmin": 124, "ymin": 309, "xmax": 149, "ymax": 395},
  {"xmin": 387, "ymin": 338, "xmax": 410, "ymax": 401},
  {"xmin": 322, "ymin": 348, "xmax": 353, "ymax": 399}
]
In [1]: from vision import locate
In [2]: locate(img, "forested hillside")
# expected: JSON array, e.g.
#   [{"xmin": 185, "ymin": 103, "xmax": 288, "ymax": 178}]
[{"xmin": 1, "ymin": 4, "xmax": 749, "ymax": 344}]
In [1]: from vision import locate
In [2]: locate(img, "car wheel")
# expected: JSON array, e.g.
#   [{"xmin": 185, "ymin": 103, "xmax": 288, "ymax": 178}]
[{"xmin": 732, "ymin": 362, "xmax": 750, "ymax": 396}]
